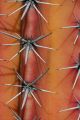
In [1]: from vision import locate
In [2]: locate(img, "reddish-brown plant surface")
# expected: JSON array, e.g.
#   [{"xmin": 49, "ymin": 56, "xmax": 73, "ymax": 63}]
[{"xmin": 0, "ymin": 0, "xmax": 80, "ymax": 120}]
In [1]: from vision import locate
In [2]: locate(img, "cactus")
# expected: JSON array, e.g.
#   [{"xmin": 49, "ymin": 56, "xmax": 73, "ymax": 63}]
[{"xmin": 0, "ymin": 0, "xmax": 80, "ymax": 120}]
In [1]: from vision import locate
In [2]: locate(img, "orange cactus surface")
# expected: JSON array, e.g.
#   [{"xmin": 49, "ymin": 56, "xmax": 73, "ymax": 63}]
[{"xmin": 0, "ymin": 0, "xmax": 80, "ymax": 120}]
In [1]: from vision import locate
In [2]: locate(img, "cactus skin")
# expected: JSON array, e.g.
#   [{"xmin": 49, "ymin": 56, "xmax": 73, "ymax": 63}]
[{"xmin": 0, "ymin": 0, "xmax": 80, "ymax": 120}]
